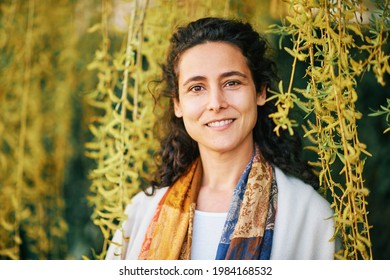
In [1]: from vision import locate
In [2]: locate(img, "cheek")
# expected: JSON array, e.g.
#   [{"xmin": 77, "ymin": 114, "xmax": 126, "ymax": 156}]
[
  {"xmin": 180, "ymin": 99, "xmax": 203, "ymax": 120},
  {"xmin": 180, "ymin": 106, "xmax": 202, "ymax": 140},
  {"xmin": 231, "ymin": 94, "xmax": 257, "ymax": 114},
  {"xmin": 236, "ymin": 99, "xmax": 259, "ymax": 127}
]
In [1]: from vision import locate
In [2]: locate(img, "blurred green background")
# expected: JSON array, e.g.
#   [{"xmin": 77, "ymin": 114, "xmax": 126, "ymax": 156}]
[{"xmin": 1, "ymin": 0, "xmax": 389, "ymax": 260}]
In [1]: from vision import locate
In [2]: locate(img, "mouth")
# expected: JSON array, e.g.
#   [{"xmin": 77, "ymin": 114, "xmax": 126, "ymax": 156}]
[{"xmin": 206, "ymin": 119, "xmax": 235, "ymax": 127}]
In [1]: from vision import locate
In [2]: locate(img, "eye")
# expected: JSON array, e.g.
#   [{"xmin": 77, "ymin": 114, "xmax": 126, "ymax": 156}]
[
  {"xmin": 225, "ymin": 80, "xmax": 241, "ymax": 88},
  {"xmin": 189, "ymin": 85, "xmax": 205, "ymax": 92}
]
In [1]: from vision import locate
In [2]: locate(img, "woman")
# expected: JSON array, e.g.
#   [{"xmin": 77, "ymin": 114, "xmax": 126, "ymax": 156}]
[{"xmin": 106, "ymin": 17, "xmax": 336, "ymax": 260}]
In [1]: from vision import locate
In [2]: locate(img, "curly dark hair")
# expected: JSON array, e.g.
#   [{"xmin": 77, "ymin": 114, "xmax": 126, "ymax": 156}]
[{"xmin": 148, "ymin": 17, "xmax": 317, "ymax": 193}]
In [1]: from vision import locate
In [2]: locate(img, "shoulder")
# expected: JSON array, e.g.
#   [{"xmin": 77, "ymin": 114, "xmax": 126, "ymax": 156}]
[
  {"xmin": 122, "ymin": 187, "xmax": 169, "ymax": 231},
  {"xmin": 118, "ymin": 187, "xmax": 168, "ymax": 224},
  {"xmin": 106, "ymin": 187, "xmax": 168, "ymax": 260},
  {"xmin": 274, "ymin": 166, "xmax": 332, "ymax": 216},
  {"xmin": 271, "ymin": 167, "xmax": 335, "ymax": 259},
  {"xmin": 127, "ymin": 187, "xmax": 168, "ymax": 212}
]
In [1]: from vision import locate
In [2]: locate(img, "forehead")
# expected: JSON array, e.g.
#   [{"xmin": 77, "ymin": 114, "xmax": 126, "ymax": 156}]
[{"xmin": 176, "ymin": 42, "xmax": 250, "ymax": 80}]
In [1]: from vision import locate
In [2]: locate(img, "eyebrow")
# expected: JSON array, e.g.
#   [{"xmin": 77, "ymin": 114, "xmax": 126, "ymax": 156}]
[
  {"xmin": 182, "ymin": 71, "xmax": 248, "ymax": 87},
  {"xmin": 220, "ymin": 71, "xmax": 248, "ymax": 79},
  {"xmin": 182, "ymin": 76, "xmax": 207, "ymax": 87}
]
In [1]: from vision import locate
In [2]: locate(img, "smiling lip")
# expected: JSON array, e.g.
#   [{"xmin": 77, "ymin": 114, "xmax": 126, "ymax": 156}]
[{"xmin": 206, "ymin": 119, "xmax": 235, "ymax": 127}]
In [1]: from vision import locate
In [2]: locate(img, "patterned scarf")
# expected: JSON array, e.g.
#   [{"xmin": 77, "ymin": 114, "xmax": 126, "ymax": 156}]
[{"xmin": 138, "ymin": 146, "xmax": 278, "ymax": 260}]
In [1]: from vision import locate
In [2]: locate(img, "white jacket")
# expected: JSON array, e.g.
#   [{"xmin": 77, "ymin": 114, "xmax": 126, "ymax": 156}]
[{"xmin": 106, "ymin": 167, "xmax": 336, "ymax": 260}]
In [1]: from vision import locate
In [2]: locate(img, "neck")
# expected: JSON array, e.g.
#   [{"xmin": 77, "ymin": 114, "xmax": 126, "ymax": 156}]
[
  {"xmin": 195, "ymin": 142, "xmax": 254, "ymax": 212},
  {"xmin": 199, "ymin": 143, "xmax": 254, "ymax": 192}
]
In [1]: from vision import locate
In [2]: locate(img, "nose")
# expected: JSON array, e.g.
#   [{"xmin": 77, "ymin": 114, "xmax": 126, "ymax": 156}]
[{"xmin": 206, "ymin": 86, "xmax": 228, "ymax": 112}]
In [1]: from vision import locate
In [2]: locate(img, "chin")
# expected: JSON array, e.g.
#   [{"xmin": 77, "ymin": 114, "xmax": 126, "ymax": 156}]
[{"xmin": 200, "ymin": 142, "xmax": 241, "ymax": 154}]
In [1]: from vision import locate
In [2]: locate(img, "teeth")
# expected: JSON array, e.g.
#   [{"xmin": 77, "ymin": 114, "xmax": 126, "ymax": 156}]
[{"xmin": 207, "ymin": 119, "xmax": 233, "ymax": 127}]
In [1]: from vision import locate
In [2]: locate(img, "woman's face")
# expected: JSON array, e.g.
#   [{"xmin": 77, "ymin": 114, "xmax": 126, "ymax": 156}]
[{"xmin": 174, "ymin": 42, "xmax": 266, "ymax": 157}]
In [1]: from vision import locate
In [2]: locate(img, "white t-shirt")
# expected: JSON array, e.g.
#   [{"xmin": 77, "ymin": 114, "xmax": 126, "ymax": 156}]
[{"xmin": 190, "ymin": 210, "xmax": 227, "ymax": 260}]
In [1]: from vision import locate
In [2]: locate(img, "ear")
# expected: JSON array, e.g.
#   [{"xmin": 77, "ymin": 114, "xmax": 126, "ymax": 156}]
[
  {"xmin": 173, "ymin": 98, "xmax": 183, "ymax": 118},
  {"xmin": 256, "ymin": 85, "xmax": 267, "ymax": 106}
]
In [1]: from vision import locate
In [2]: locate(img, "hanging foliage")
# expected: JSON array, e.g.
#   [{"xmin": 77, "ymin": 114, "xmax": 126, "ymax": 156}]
[
  {"xmin": 84, "ymin": 0, "xmax": 155, "ymax": 260},
  {"xmin": 267, "ymin": 0, "xmax": 390, "ymax": 259},
  {"xmin": 0, "ymin": 0, "xmax": 77, "ymax": 259}
]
